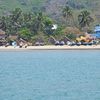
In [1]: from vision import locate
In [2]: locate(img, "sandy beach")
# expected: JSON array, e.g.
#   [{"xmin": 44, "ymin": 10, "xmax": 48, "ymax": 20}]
[{"xmin": 0, "ymin": 45, "xmax": 100, "ymax": 51}]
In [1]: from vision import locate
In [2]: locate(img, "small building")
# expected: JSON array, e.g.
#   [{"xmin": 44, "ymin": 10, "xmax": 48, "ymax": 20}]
[
  {"xmin": 92, "ymin": 25, "xmax": 100, "ymax": 39},
  {"xmin": 94, "ymin": 25, "xmax": 100, "ymax": 33}
]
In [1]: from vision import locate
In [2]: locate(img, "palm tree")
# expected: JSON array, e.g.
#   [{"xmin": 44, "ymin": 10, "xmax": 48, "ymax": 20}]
[
  {"xmin": 11, "ymin": 8, "xmax": 22, "ymax": 22},
  {"xmin": 62, "ymin": 6, "xmax": 73, "ymax": 26},
  {"xmin": 6, "ymin": 8, "xmax": 23, "ymax": 34},
  {"xmin": 78, "ymin": 10, "xmax": 94, "ymax": 30},
  {"xmin": 32, "ymin": 12, "xmax": 44, "ymax": 33}
]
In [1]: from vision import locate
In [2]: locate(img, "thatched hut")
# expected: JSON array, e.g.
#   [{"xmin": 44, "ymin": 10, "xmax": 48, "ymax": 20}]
[
  {"xmin": 0, "ymin": 29, "xmax": 6, "ymax": 39},
  {"xmin": 48, "ymin": 36, "xmax": 56, "ymax": 44},
  {"xmin": 7, "ymin": 35, "xmax": 18, "ymax": 45},
  {"xmin": 8, "ymin": 35, "xmax": 18, "ymax": 41},
  {"xmin": 0, "ymin": 29, "xmax": 7, "ymax": 46}
]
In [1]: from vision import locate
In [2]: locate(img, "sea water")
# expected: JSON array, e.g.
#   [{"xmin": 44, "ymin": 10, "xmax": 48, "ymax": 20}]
[{"xmin": 0, "ymin": 50, "xmax": 100, "ymax": 100}]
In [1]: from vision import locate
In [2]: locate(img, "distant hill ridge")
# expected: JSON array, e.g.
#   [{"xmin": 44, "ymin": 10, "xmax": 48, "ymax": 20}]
[{"xmin": 0, "ymin": 0, "xmax": 100, "ymax": 21}]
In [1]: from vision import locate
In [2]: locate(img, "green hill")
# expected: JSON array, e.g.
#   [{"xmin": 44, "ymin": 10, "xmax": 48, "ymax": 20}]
[
  {"xmin": 0, "ymin": 0, "xmax": 100, "ymax": 12},
  {"xmin": 0, "ymin": 0, "xmax": 100, "ymax": 22},
  {"xmin": 45, "ymin": 0, "xmax": 100, "ymax": 22},
  {"xmin": 0, "ymin": 0, "xmax": 46, "ymax": 14}
]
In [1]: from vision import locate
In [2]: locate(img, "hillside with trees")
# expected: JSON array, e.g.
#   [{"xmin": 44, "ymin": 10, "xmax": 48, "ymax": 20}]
[
  {"xmin": 0, "ymin": 0, "xmax": 100, "ymax": 45},
  {"xmin": 0, "ymin": 0, "xmax": 100, "ymax": 22}
]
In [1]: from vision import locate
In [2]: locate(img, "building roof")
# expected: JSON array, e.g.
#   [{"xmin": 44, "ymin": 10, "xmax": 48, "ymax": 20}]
[
  {"xmin": 8, "ymin": 35, "xmax": 18, "ymax": 40},
  {"xmin": 0, "ymin": 29, "xmax": 5, "ymax": 35}
]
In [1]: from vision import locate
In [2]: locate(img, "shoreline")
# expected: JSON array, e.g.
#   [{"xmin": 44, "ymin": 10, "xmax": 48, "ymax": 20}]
[{"xmin": 0, "ymin": 45, "xmax": 100, "ymax": 51}]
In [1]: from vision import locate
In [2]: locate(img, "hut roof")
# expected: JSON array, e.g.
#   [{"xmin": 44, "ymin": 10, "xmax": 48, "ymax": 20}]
[
  {"xmin": 0, "ymin": 39, "xmax": 6, "ymax": 42},
  {"xmin": 8, "ymin": 35, "xmax": 18, "ymax": 40},
  {"xmin": 0, "ymin": 29, "xmax": 5, "ymax": 35}
]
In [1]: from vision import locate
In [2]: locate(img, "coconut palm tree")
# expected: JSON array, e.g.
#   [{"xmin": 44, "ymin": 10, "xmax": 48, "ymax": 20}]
[
  {"xmin": 32, "ymin": 12, "xmax": 45, "ymax": 33},
  {"xmin": 6, "ymin": 8, "xmax": 23, "ymax": 35},
  {"xmin": 62, "ymin": 5, "xmax": 73, "ymax": 26},
  {"xmin": 78, "ymin": 10, "xmax": 94, "ymax": 30},
  {"xmin": 11, "ymin": 8, "xmax": 22, "ymax": 23}
]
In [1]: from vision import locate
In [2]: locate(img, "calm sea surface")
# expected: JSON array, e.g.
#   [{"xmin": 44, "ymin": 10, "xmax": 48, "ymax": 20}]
[{"xmin": 0, "ymin": 50, "xmax": 100, "ymax": 100}]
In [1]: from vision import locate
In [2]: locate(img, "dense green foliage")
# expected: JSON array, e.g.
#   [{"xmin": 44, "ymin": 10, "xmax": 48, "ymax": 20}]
[
  {"xmin": 18, "ymin": 28, "xmax": 32, "ymax": 40},
  {"xmin": 0, "ymin": 0, "xmax": 100, "ymax": 45},
  {"xmin": 0, "ymin": 0, "xmax": 46, "ymax": 14},
  {"xmin": 0, "ymin": 6, "xmax": 96, "ymax": 44}
]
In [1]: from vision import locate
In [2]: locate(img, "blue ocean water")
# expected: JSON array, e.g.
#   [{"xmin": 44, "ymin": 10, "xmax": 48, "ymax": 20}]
[{"xmin": 0, "ymin": 50, "xmax": 100, "ymax": 100}]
